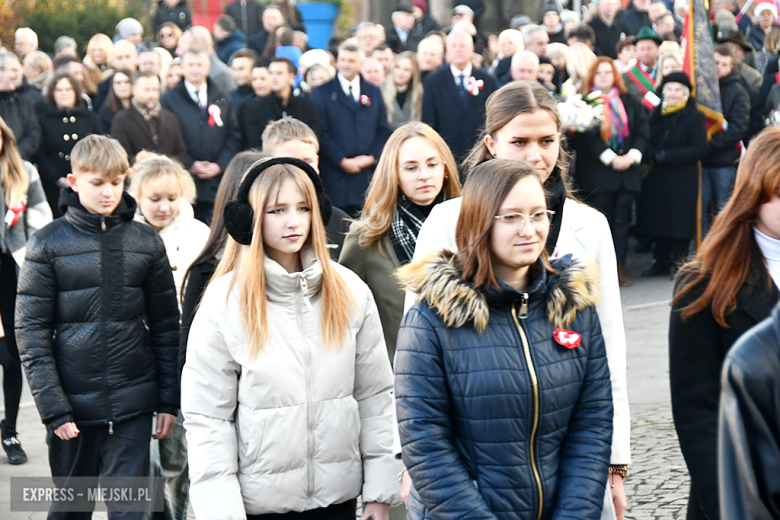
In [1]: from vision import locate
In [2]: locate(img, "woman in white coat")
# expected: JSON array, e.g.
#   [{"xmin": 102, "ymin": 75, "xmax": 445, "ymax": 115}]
[
  {"xmin": 400, "ymin": 81, "xmax": 631, "ymax": 520},
  {"xmin": 182, "ymin": 157, "xmax": 400, "ymax": 520}
]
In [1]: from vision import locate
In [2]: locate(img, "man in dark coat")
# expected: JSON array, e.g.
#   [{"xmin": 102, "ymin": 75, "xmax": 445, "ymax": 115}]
[
  {"xmin": 161, "ymin": 48, "xmax": 241, "ymax": 223},
  {"xmin": 0, "ymin": 52, "xmax": 40, "ymax": 161},
  {"xmin": 311, "ymin": 42, "xmax": 391, "ymax": 217},
  {"xmin": 386, "ymin": 4, "xmax": 424, "ymax": 55},
  {"xmin": 111, "ymin": 71, "xmax": 188, "ymax": 165},
  {"xmin": 700, "ymin": 45, "xmax": 750, "ymax": 237},
  {"xmin": 214, "ymin": 15, "xmax": 246, "ymax": 65},
  {"xmin": 622, "ymin": 27, "xmax": 662, "ymax": 110},
  {"xmin": 230, "ymin": 49, "xmax": 259, "ymax": 108},
  {"xmin": 588, "ymin": 0, "xmax": 631, "ymax": 59},
  {"xmin": 422, "ymin": 29, "xmax": 496, "ymax": 176},
  {"xmin": 617, "ymin": 0, "xmax": 652, "ymax": 35},
  {"xmin": 247, "ymin": 6, "xmax": 285, "ymax": 56},
  {"xmin": 241, "ymin": 57, "xmax": 319, "ymax": 149},
  {"xmin": 224, "ymin": 0, "xmax": 263, "ymax": 38}
]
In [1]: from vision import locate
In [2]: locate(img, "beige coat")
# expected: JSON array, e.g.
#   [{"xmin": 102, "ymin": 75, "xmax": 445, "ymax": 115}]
[
  {"xmin": 339, "ymin": 224, "xmax": 403, "ymax": 364},
  {"xmin": 182, "ymin": 248, "xmax": 400, "ymax": 518}
]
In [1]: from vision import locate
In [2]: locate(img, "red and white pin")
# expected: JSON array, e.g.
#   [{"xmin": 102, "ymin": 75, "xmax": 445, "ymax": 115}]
[
  {"xmin": 208, "ymin": 104, "xmax": 224, "ymax": 127},
  {"xmin": 553, "ymin": 328, "xmax": 581, "ymax": 349}
]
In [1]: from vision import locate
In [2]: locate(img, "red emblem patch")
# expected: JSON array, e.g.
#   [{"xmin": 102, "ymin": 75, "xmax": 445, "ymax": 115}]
[{"xmin": 553, "ymin": 328, "xmax": 581, "ymax": 349}]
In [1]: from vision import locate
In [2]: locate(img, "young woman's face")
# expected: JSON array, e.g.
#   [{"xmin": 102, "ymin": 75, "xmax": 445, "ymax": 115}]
[
  {"xmin": 756, "ymin": 192, "xmax": 780, "ymax": 240},
  {"xmin": 661, "ymin": 56, "xmax": 681, "ymax": 78},
  {"xmin": 159, "ymin": 27, "xmax": 178, "ymax": 49},
  {"xmin": 538, "ymin": 63, "xmax": 555, "ymax": 84},
  {"xmin": 485, "ymin": 110, "xmax": 560, "ymax": 182},
  {"xmin": 593, "ymin": 61, "xmax": 616, "ymax": 92},
  {"xmin": 310, "ymin": 67, "xmax": 331, "ymax": 88},
  {"xmin": 112, "ymin": 72, "xmax": 132, "ymax": 101},
  {"xmin": 262, "ymin": 178, "xmax": 312, "ymax": 268},
  {"xmin": 139, "ymin": 176, "xmax": 181, "ymax": 231},
  {"xmin": 166, "ymin": 65, "xmax": 183, "ymax": 89},
  {"xmin": 501, "ymin": 38, "xmax": 519, "ymax": 58},
  {"xmin": 618, "ymin": 44, "xmax": 636, "ymax": 64},
  {"xmin": 53, "ymin": 78, "xmax": 77, "ymax": 109},
  {"xmin": 490, "ymin": 175, "xmax": 550, "ymax": 278},
  {"xmin": 91, "ymin": 46, "xmax": 107, "ymax": 65},
  {"xmin": 393, "ymin": 58, "xmax": 414, "ymax": 87},
  {"xmin": 397, "ymin": 136, "xmax": 446, "ymax": 206}
]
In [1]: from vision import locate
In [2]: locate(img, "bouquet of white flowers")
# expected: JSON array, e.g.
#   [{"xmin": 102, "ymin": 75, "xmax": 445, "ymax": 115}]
[
  {"xmin": 558, "ymin": 82, "xmax": 605, "ymax": 133},
  {"xmin": 766, "ymin": 109, "xmax": 780, "ymax": 128}
]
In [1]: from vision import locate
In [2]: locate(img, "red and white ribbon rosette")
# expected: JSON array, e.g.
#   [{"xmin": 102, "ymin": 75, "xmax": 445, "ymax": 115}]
[
  {"xmin": 467, "ymin": 77, "xmax": 484, "ymax": 96},
  {"xmin": 208, "ymin": 104, "xmax": 224, "ymax": 127},
  {"xmin": 5, "ymin": 196, "xmax": 27, "ymax": 227},
  {"xmin": 360, "ymin": 95, "xmax": 371, "ymax": 106}
]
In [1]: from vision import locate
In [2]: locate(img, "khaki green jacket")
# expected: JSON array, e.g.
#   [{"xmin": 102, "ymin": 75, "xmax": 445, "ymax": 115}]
[{"xmin": 339, "ymin": 223, "xmax": 403, "ymax": 365}]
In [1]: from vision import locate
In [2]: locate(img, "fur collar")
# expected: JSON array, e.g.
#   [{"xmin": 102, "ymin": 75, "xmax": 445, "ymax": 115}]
[{"xmin": 397, "ymin": 250, "xmax": 600, "ymax": 331}]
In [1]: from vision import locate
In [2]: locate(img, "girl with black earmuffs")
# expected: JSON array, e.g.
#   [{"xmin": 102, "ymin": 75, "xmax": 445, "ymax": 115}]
[{"xmin": 180, "ymin": 157, "xmax": 401, "ymax": 520}]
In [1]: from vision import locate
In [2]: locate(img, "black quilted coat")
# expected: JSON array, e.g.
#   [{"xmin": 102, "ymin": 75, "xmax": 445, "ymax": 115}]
[{"xmin": 15, "ymin": 190, "xmax": 180, "ymax": 431}]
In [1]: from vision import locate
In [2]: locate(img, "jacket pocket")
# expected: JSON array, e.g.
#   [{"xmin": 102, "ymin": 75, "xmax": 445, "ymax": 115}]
[{"xmin": 237, "ymin": 406, "xmax": 267, "ymax": 474}]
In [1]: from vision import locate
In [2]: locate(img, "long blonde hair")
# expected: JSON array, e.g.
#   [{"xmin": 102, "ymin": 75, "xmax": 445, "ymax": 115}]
[
  {"xmin": 0, "ymin": 117, "xmax": 29, "ymax": 207},
  {"xmin": 356, "ymin": 122, "xmax": 461, "ymax": 248},
  {"xmin": 212, "ymin": 161, "xmax": 355, "ymax": 358},
  {"xmin": 382, "ymin": 51, "xmax": 423, "ymax": 127}
]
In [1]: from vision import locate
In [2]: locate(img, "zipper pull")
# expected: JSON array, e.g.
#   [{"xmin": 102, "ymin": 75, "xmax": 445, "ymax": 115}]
[
  {"xmin": 100, "ymin": 217, "xmax": 106, "ymax": 231},
  {"xmin": 108, "ymin": 421, "xmax": 113, "ymax": 435},
  {"xmin": 519, "ymin": 293, "xmax": 529, "ymax": 319},
  {"xmin": 300, "ymin": 277, "xmax": 313, "ymax": 312}
]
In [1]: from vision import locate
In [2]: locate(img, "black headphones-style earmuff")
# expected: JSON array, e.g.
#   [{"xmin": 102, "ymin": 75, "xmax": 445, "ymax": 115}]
[{"xmin": 223, "ymin": 157, "xmax": 334, "ymax": 246}]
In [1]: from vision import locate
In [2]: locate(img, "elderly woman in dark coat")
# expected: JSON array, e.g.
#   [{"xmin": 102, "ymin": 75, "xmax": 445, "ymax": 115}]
[
  {"xmin": 637, "ymin": 72, "xmax": 708, "ymax": 277},
  {"xmin": 34, "ymin": 72, "xmax": 103, "ymax": 217},
  {"xmin": 572, "ymin": 57, "xmax": 649, "ymax": 286}
]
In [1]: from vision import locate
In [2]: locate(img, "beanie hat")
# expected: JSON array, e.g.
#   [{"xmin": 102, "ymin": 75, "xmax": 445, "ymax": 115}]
[
  {"xmin": 411, "ymin": 0, "xmax": 428, "ymax": 12},
  {"xmin": 116, "ymin": 18, "xmax": 144, "ymax": 40}
]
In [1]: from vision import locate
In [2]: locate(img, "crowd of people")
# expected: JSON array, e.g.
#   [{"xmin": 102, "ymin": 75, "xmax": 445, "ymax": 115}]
[{"xmin": 0, "ymin": 0, "xmax": 779, "ymax": 519}]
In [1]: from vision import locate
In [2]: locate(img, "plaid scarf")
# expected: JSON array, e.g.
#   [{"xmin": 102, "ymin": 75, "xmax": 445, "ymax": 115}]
[
  {"xmin": 132, "ymin": 97, "xmax": 162, "ymax": 121},
  {"xmin": 598, "ymin": 87, "xmax": 629, "ymax": 151},
  {"xmin": 390, "ymin": 192, "xmax": 444, "ymax": 265}
]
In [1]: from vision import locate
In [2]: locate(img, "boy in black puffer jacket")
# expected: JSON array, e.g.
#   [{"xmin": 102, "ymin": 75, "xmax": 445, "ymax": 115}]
[{"xmin": 15, "ymin": 135, "xmax": 180, "ymax": 517}]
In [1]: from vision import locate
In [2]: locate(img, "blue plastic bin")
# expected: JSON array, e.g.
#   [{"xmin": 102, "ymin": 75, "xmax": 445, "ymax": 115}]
[{"xmin": 298, "ymin": 2, "xmax": 339, "ymax": 50}]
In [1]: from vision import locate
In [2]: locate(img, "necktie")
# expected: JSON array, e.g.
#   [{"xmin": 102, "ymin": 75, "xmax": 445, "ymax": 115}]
[
  {"xmin": 198, "ymin": 91, "xmax": 206, "ymax": 111},
  {"xmin": 348, "ymin": 84, "xmax": 357, "ymax": 104},
  {"xmin": 458, "ymin": 74, "xmax": 468, "ymax": 104}
]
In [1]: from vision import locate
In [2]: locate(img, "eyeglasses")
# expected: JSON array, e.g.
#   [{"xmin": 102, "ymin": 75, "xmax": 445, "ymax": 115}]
[
  {"xmin": 398, "ymin": 159, "xmax": 445, "ymax": 179},
  {"xmin": 160, "ymin": 32, "xmax": 174, "ymax": 38},
  {"xmin": 494, "ymin": 210, "xmax": 555, "ymax": 228}
]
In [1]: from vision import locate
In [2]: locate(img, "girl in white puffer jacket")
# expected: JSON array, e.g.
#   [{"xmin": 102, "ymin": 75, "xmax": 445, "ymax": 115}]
[
  {"xmin": 128, "ymin": 152, "xmax": 210, "ymax": 520},
  {"xmin": 181, "ymin": 157, "xmax": 400, "ymax": 520},
  {"xmin": 129, "ymin": 151, "xmax": 210, "ymax": 303}
]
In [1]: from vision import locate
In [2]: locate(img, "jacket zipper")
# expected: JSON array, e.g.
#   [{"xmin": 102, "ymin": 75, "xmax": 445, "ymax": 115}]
[
  {"xmin": 295, "ymin": 278, "xmax": 315, "ymax": 505},
  {"xmin": 511, "ymin": 294, "xmax": 542, "ymax": 520},
  {"xmin": 99, "ymin": 217, "xmax": 114, "ymax": 434}
]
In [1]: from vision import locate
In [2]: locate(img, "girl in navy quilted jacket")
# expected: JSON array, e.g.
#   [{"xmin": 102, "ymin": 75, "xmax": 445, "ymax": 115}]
[{"xmin": 395, "ymin": 159, "xmax": 613, "ymax": 520}]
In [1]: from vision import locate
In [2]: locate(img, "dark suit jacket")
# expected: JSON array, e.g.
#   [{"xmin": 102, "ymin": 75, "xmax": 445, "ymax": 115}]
[
  {"xmin": 161, "ymin": 79, "xmax": 241, "ymax": 204},
  {"xmin": 241, "ymin": 92, "xmax": 321, "ymax": 150},
  {"xmin": 422, "ymin": 64, "xmax": 497, "ymax": 171},
  {"xmin": 670, "ymin": 255, "xmax": 780, "ymax": 520},
  {"xmin": 386, "ymin": 25, "xmax": 424, "ymax": 54},
  {"xmin": 311, "ymin": 76, "xmax": 390, "ymax": 210},
  {"xmin": 110, "ymin": 105, "xmax": 189, "ymax": 166},
  {"xmin": 588, "ymin": 16, "xmax": 631, "ymax": 59}
]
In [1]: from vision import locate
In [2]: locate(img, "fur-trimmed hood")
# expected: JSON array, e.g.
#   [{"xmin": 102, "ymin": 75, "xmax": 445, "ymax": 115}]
[{"xmin": 397, "ymin": 250, "xmax": 600, "ymax": 331}]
